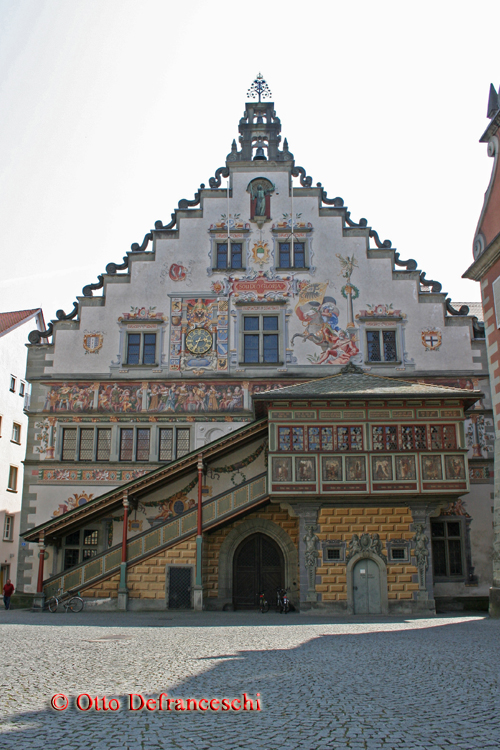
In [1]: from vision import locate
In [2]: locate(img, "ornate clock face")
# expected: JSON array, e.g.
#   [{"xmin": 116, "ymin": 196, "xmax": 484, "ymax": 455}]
[{"xmin": 186, "ymin": 327, "xmax": 212, "ymax": 355}]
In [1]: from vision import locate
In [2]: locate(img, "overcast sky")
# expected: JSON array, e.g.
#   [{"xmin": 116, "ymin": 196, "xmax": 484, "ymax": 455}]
[{"xmin": 1, "ymin": 0, "xmax": 499, "ymax": 326}]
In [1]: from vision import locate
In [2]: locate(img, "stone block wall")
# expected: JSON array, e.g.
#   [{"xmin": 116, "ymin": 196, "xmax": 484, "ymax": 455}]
[
  {"xmin": 317, "ymin": 506, "xmax": 419, "ymax": 602},
  {"xmin": 82, "ymin": 540, "xmax": 197, "ymax": 601},
  {"xmin": 204, "ymin": 503, "xmax": 299, "ymax": 600}
]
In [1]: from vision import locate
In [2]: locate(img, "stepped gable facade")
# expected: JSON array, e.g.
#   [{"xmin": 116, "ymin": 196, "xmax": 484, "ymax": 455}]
[{"xmin": 19, "ymin": 77, "xmax": 493, "ymax": 613}]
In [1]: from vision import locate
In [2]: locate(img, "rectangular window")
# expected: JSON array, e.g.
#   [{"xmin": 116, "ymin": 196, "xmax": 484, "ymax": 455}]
[
  {"xmin": 9, "ymin": 376, "xmax": 16, "ymax": 393},
  {"xmin": 127, "ymin": 334, "xmax": 141, "ymax": 364},
  {"xmin": 230, "ymin": 243, "xmax": 243, "ymax": 269},
  {"xmin": 83, "ymin": 529, "xmax": 99, "ymax": 545},
  {"xmin": 64, "ymin": 549, "xmax": 80, "ymax": 569},
  {"xmin": 366, "ymin": 330, "xmax": 398, "ymax": 362},
  {"xmin": 19, "ymin": 382, "xmax": 25, "ymax": 397},
  {"xmin": 176, "ymin": 428, "xmax": 191, "ymax": 457},
  {"xmin": 119, "ymin": 428, "xmax": 134, "ymax": 461},
  {"xmin": 391, "ymin": 548, "xmax": 406, "ymax": 560},
  {"xmin": 307, "ymin": 426, "xmax": 334, "ymax": 451},
  {"xmin": 372, "ymin": 425, "xmax": 397, "ymax": 451},
  {"xmin": 431, "ymin": 519, "xmax": 464, "ymax": 577},
  {"xmin": 7, "ymin": 466, "xmax": 18, "ymax": 491},
  {"xmin": 126, "ymin": 333, "xmax": 157, "ymax": 365},
  {"xmin": 216, "ymin": 242, "xmax": 244, "ymax": 270},
  {"xmin": 278, "ymin": 241, "xmax": 306, "ymax": 268},
  {"xmin": 136, "ymin": 428, "xmax": 150, "ymax": 461},
  {"xmin": 159, "ymin": 428, "xmax": 191, "ymax": 461},
  {"xmin": 430, "ymin": 425, "xmax": 457, "ymax": 450},
  {"xmin": 401, "ymin": 425, "xmax": 427, "ymax": 451},
  {"xmin": 242, "ymin": 314, "xmax": 279, "ymax": 364},
  {"xmin": 96, "ymin": 429, "xmax": 112, "ymax": 461},
  {"xmin": 326, "ymin": 548, "xmax": 341, "ymax": 561},
  {"xmin": 217, "ymin": 243, "xmax": 228, "ymax": 269},
  {"xmin": 62, "ymin": 428, "xmax": 77, "ymax": 461},
  {"xmin": 278, "ymin": 242, "xmax": 291, "ymax": 268},
  {"xmin": 3, "ymin": 515, "xmax": 13, "ymax": 541},
  {"xmin": 337, "ymin": 426, "xmax": 363, "ymax": 451},
  {"xmin": 11, "ymin": 423, "xmax": 21, "ymax": 443},
  {"xmin": 78, "ymin": 428, "xmax": 94, "ymax": 460}
]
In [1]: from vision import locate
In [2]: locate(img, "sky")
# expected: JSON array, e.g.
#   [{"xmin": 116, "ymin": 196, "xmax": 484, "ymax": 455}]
[{"xmin": 1, "ymin": 0, "xmax": 499, "ymax": 326}]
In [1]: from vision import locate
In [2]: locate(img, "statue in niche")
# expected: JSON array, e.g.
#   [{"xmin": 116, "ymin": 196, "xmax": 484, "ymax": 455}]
[{"xmin": 247, "ymin": 178, "xmax": 274, "ymax": 224}]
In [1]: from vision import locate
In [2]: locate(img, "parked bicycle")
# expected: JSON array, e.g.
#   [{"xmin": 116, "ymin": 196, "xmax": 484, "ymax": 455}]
[
  {"xmin": 276, "ymin": 588, "xmax": 290, "ymax": 614},
  {"xmin": 259, "ymin": 591, "xmax": 269, "ymax": 613},
  {"xmin": 45, "ymin": 588, "xmax": 84, "ymax": 613}
]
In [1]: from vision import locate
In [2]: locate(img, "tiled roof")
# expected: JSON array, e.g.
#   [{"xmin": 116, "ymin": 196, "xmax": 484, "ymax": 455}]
[
  {"xmin": 0, "ymin": 309, "xmax": 41, "ymax": 335},
  {"xmin": 253, "ymin": 367, "xmax": 482, "ymax": 403},
  {"xmin": 452, "ymin": 302, "xmax": 484, "ymax": 321}
]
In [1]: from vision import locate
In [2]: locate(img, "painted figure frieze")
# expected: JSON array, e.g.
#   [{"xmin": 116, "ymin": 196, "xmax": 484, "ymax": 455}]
[{"xmin": 41, "ymin": 380, "xmax": 292, "ymax": 415}]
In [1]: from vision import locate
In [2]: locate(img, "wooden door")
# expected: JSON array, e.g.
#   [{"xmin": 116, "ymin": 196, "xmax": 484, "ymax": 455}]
[
  {"xmin": 233, "ymin": 533, "xmax": 284, "ymax": 609},
  {"xmin": 353, "ymin": 558, "xmax": 381, "ymax": 614}
]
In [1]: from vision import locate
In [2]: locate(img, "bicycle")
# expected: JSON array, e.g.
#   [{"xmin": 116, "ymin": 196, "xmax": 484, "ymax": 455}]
[
  {"xmin": 259, "ymin": 591, "xmax": 269, "ymax": 613},
  {"xmin": 45, "ymin": 588, "xmax": 84, "ymax": 613},
  {"xmin": 276, "ymin": 588, "xmax": 290, "ymax": 614}
]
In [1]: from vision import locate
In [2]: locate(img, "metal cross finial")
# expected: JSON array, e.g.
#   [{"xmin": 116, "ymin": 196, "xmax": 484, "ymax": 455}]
[{"xmin": 247, "ymin": 73, "xmax": 272, "ymax": 103}]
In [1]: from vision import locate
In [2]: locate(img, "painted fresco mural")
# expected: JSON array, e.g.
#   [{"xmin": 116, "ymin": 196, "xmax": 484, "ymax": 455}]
[
  {"xmin": 41, "ymin": 381, "xmax": 292, "ymax": 414},
  {"xmin": 52, "ymin": 491, "xmax": 94, "ymax": 517},
  {"xmin": 290, "ymin": 254, "xmax": 360, "ymax": 364}
]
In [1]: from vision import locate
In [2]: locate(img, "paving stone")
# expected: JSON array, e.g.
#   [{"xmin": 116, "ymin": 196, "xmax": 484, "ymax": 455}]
[{"xmin": 0, "ymin": 610, "xmax": 498, "ymax": 749}]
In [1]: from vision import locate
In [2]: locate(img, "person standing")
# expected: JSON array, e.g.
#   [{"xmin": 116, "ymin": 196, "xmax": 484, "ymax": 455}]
[{"xmin": 3, "ymin": 579, "xmax": 14, "ymax": 610}]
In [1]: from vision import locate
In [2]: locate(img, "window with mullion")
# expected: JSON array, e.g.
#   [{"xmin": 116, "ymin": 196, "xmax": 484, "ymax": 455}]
[
  {"xmin": 216, "ymin": 242, "xmax": 244, "ymax": 270},
  {"xmin": 278, "ymin": 241, "xmax": 306, "ymax": 268},
  {"xmin": 431, "ymin": 519, "xmax": 464, "ymax": 577},
  {"xmin": 126, "ymin": 333, "xmax": 157, "ymax": 365},
  {"xmin": 337, "ymin": 426, "xmax": 363, "ymax": 451},
  {"xmin": 243, "ymin": 314, "xmax": 280, "ymax": 364},
  {"xmin": 372, "ymin": 425, "xmax": 397, "ymax": 451},
  {"xmin": 430, "ymin": 424, "xmax": 457, "ymax": 450},
  {"xmin": 401, "ymin": 425, "xmax": 427, "ymax": 451},
  {"xmin": 366, "ymin": 330, "xmax": 398, "ymax": 362}
]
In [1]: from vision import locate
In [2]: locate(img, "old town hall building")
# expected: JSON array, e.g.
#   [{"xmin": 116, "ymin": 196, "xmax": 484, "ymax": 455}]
[{"xmin": 18, "ymin": 76, "xmax": 493, "ymax": 614}]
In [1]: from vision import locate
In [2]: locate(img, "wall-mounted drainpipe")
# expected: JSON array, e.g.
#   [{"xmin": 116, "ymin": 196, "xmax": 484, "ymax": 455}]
[
  {"xmin": 118, "ymin": 491, "xmax": 129, "ymax": 611},
  {"xmin": 193, "ymin": 453, "xmax": 204, "ymax": 611}
]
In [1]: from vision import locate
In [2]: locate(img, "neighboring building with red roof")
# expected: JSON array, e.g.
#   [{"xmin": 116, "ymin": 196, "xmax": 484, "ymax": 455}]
[
  {"xmin": 464, "ymin": 82, "xmax": 500, "ymax": 616},
  {"xmin": 0, "ymin": 308, "xmax": 44, "ymax": 590}
]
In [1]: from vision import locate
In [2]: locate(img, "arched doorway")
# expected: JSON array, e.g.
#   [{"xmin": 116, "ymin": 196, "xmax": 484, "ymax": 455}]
[
  {"xmin": 233, "ymin": 533, "xmax": 284, "ymax": 609},
  {"xmin": 352, "ymin": 558, "xmax": 382, "ymax": 614}
]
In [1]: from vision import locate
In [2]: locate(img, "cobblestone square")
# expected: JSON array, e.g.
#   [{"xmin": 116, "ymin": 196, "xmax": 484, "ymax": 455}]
[{"xmin": 0, "ymin": 610, "xmax": 498, "ymax": 749}]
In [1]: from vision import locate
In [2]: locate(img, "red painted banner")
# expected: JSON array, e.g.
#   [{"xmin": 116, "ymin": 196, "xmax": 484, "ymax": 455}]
[{"xmin": 231, "ymin": 274, "xmax": 290, "ymax": 298}]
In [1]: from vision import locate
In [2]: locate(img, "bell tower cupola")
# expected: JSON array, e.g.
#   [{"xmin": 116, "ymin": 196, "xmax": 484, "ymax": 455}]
[{"xmin": 227, "ymin": 74, "xmax": 294, "ymax": 164}]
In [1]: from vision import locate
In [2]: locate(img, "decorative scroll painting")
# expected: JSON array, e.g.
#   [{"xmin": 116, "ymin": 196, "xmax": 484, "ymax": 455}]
[
  {"xmin": 118, "ymin": 307, "xmax": 165, "ymax": 322},
  {"xmin": 52, "ymin": 491, "xmax": 94, "ymax": 517}
]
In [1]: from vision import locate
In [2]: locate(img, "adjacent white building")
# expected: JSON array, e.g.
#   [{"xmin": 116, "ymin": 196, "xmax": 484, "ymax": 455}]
[{"xmin": 0, "ymin": 309, "xmax": 44, "ymax": 588}]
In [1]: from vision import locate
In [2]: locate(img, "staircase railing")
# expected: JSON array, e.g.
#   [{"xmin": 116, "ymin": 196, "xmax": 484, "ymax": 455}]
[{"xmin": 43, "ymin": 472, "xmax": 268, "ymax": 598}]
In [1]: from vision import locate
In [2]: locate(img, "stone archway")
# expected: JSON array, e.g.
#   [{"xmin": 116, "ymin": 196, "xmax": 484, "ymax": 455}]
[
  {"xmin": 216, "ymin": 517, "xmax": 298, "ymax": 611},
  {"xmin": 346, "ymin": 552, "xmax": 389, "ymax": 615}
]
